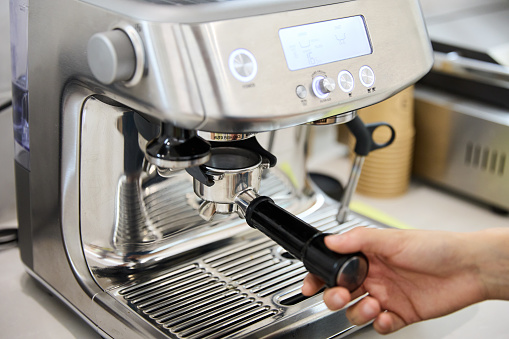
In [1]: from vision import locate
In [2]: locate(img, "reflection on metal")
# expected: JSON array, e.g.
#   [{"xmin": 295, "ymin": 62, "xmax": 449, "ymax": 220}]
[
  {"xmin": 198, "ymin": 132, "xmax": 257, "ymax": 142},
  {"xmin": 308, "ymin": 111, "xmax": 357, "ymax": 126},
  {"xmin": 414, "ymin": 87, "xmax": 509, "ymax": 212},
  {"xmin": 113, "ymin": 177, "xmax": 162, "ymax": 251}
]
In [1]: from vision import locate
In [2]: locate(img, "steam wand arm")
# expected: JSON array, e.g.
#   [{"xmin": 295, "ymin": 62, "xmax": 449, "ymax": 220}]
[
  {"xmin": 236, "ymin": 191, "xmax": 368, "ymax": 291},
  {"xmin": 338, "ymin": 115, "xmax": 396, "ymax": 223}
]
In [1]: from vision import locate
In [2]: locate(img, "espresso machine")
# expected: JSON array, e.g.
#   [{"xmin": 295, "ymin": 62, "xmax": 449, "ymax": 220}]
[{"xmin": 12, "ymin": 0, "xmax": 432, "ymax": 338}]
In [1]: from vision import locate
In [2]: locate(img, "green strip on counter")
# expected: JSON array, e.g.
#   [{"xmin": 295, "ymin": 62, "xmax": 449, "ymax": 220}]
[{"xmin": 350, "ymin": 200, "xmax": 414, "ymax": 230}]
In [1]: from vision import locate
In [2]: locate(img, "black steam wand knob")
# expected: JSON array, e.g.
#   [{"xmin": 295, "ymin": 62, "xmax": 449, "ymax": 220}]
[
  {"xmin": 235, "ymin": 190, "xmax": 368, "ymax": 291},
  {"xmin": 338, "ymin": 115, "xmax": 396, "ymax": 223}
]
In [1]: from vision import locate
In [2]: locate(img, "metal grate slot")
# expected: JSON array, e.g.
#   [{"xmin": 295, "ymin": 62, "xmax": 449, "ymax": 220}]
[
  {"xmin": 124, "ymin": 270, "xmax": 210, "ymax": 302},
  {"xmin": 231, "ymin": 260, "xmax": 293, "ymax": 283},
  {"xmin": 145, "ymin": 283, "xmax": 229, "ymax": 315},
  {"xmin": 465, "ymin": 142, "xmax": 473, "ymax": 164},
  {"xmin": 252, "ymin": 269, "xmax": 307, "ymax": 294},
  {"xmin": 259, "ymin": 175, "xmax": 295, "ymax": 208},
  {"xmin": 180, "ymin": 304, "xmax": 274, "ymax": 339},
  {"xmin": 473, "ymin": 145, "xmax": 481, "ymax": 167},
  {"xmin": 211, "ymin": 248, "xmax": 273, "ymax": 271},
  {"xmin": 242, "ymin": 263, "xmax": 303, "ymax": 289},
  {"xmin": 151, "ymin": 290, "xmax": 240, "ymax": 323},
  {"xmin": 279, "ymin": 291, "xmax": 317, "ymax": 306},
  {"xmin": 260, "ymin": 175, "xmax": 292, "ymax": 197},
  {"xmin": 120, "ymin": 265, "xmax": 198, "ymax": 296},
  {"xmin": 464, "ymin": 142, "xmax": 507, "ymax": 177},
  {"xmin": 490, "ymin": 151, "xmax": 498, "ymax": 173},
  {"xmin": 204, "ymin": 239, "xmax": 272, "ymax": 265},
  {"xmin": 481, "ymin": 148, "xmax": 489, "ymax": 170},
  {"xmin": 143, "ymin": 179, "xmax": 208, "ymax": 235},
  {"xmin": 133, "ymin": 275, "xmax": 217, "ymax": 306},
  {"xmin": 219, "ymin": 254, "xmax": 278, "ymax": 276},
  {"xmin": 312, "ymin": 215, "xmax": 340, "ymax": 228},
  {"xmin": 163, "ymin": 294, "xmax": 251, "ymax": 330},
  {"xmin": 257, "ymin": 274, "xmax": 308, "ymax": 298}
]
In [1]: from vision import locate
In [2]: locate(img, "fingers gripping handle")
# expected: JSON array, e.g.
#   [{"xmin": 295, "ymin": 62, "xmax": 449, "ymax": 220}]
[
  {"xmin": 304, "ymin": 234, "xmax": 369, "ymax": 291},
  {"xmin": 245, "ymin": 196, "xmax": 368, "ymax": 291}
]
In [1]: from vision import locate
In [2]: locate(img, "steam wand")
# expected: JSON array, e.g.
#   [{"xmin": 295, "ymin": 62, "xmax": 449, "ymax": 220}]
[{"xmin": 337, "ymin": 115, "xmax": 396, "ymax": 223}]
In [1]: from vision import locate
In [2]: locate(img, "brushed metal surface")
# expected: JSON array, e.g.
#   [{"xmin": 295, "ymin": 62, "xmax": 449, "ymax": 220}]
[
  {"xmin": 80, "ymin": 0, "xmax": 350, "ymax": 23},
  {"xmin": 414, "ymin": 86, "xmax": 509, "ymax": 211},
  {"xmin": 0, "ymin": 93, "xmax": 16, "ymax": 226}
]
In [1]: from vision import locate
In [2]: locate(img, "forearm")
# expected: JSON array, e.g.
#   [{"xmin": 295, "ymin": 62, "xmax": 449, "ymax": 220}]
[{"xmin": 470, "ymin": 228, "xmax": 509, "ymax": 301}]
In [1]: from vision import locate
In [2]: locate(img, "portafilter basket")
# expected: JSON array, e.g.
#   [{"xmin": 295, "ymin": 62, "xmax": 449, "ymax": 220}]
[
  {"xmin": 193, "ymin": 147, "xmax": 368, "ymax": 292},
  {"xmin": 194, "ymin": 147, "xmax": 268, "ymax": 219}
]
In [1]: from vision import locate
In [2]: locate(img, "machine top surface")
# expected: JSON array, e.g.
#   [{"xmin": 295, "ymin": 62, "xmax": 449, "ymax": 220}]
[{"xmin": 80, "ymin": 0, "xmax": 348, "ymax": 23}]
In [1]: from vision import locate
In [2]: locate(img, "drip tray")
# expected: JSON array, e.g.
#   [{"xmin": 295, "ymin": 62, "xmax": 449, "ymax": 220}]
[{"xmin": 109, "ymin": 208, "xmax": 377, "ymax": 338}]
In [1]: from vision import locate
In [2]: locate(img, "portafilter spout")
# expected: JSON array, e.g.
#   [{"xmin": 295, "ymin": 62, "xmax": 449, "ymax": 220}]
[{"xmin": 193, "ymin": 146, "xmax": 368, "ymax": 291}]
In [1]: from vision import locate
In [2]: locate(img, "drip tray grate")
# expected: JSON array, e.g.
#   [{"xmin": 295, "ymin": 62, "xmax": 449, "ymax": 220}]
[
  {"xmin": 119, "ymin": 264, "xmax": 279, "ymax": 339},
  {"xmin": 115, "ymin": 209, "xmax": 374, "ymax": 338}
]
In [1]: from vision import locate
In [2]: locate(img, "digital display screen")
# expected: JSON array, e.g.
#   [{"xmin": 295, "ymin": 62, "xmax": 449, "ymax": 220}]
[{"xmin": 279, "ymin": 16, "xmax": 372, "ymax": 71}]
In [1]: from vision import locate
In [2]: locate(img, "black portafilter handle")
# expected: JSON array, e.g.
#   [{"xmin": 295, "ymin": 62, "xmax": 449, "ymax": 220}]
[{"xmin": 244, "ymin": 196, "xmax": 368, "ymax": 291}]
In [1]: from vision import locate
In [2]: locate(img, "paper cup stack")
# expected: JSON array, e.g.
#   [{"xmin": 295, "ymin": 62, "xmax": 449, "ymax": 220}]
[{"xmin": 349, "ymin": 86, "xmax": 415, "ymax": 198}]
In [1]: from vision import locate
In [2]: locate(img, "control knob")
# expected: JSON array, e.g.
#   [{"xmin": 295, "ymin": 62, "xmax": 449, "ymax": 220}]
[
  {"xmin": 312, "ymin": 76, "xmax": 336, "ymax": 99},
  {"xmin": 319, "ymin": 77, "xmax": 336, "ymax": 93},
  {"xmin": 87, "ymin": 30, "xmax": 137, "ymax": 85}
]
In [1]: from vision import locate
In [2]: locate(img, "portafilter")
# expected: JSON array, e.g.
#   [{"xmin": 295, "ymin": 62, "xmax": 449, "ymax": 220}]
[{"xmin": 193, "ymin": 146, "xmax": 368, "ymax": 291}]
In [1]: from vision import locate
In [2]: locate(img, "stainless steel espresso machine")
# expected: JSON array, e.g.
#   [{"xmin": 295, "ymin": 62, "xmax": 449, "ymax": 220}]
[{"xmin": 12, "ymin": 0, "xmax": 432, "ymax": 338}]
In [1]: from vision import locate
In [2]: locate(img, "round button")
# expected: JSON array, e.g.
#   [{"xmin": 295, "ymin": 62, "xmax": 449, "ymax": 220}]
[
  {"xmin": 359, "ymin": 66, "xmax": 375, "ymax": 88},
  {"xmin": 312, "ymin": 76, "xmax": 335, "ymax": 99},
  {"xmin": 338, "ymin": 70, "xmax": 355, "ymax": 93},
  {"xmin": 87, "ymin": 30, "xmax": 137, "ymax": 85},
  {"xmin": 229, "ymin": 49, "xmax": 258, "ymax": 83},
  {"xmin": 296, "ymin": 85, "xmax": 307, "ymax": 99}
]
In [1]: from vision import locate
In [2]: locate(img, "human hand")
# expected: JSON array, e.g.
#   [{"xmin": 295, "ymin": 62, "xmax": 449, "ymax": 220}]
[{"xmin": 302, "ymin": 227, "xmax": 494, "ymax": 334}]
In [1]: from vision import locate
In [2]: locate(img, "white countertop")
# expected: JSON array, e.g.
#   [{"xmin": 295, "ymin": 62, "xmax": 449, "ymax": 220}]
[{"xmin": 1, "ymin": 152, "xmax": 509, "ymax": 338}]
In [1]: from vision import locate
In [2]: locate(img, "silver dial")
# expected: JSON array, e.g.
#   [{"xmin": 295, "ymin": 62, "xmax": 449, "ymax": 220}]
[
  {"xmin": 87, "ymin": 30, "xmax": 137, "ymax": 85},
  {"xmin": 319, "ymin": 77, "xmax": 336, "ymax": 93},
  {"xmin": 312, "ymin": 76, "xmax": 336, "ymax": 99}
]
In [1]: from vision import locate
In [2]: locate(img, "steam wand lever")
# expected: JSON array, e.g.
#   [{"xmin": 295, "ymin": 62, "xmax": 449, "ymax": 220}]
[{"xmin": 338, "ymin": 114, "xmax": 396, "ymax": 223}]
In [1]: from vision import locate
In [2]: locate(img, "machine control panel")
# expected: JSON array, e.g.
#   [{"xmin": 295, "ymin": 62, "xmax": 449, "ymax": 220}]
[
  {"xmin": 225, "ymin": 14, "xmax": 378, "ymax": 104},
  {"xmin": 131, "ymin": 0, "xmax": 433, "ymax": 132}
]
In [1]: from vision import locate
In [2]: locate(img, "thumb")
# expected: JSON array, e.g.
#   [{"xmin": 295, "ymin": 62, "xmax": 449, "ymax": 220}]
[{"xmin": 325, "ymin": 227, "xmax": 400, "ymax": 255}]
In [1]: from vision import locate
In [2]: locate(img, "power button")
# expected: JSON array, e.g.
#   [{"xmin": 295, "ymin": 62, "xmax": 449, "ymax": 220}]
[{"xmin": 229, "ymin": 49, "xmax": 258, "ymax": 83}]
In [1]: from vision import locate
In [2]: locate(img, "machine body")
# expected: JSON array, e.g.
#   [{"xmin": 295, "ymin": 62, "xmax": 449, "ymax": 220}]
[{"xmin": 13, "ymin": 0, "xmax": 432, "ymax": 338}]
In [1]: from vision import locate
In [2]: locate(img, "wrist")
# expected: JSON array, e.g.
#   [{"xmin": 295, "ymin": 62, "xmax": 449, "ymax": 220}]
[{"xmin": 471, "ymin": 228, "xmax": 509, "ymax": 301}]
